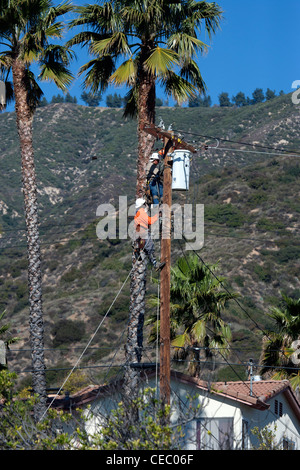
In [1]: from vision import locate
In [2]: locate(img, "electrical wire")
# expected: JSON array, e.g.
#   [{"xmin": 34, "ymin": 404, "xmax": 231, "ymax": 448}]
[
  {"xmin": 206, "ymin": 145, "xmax": 300, "ymax": 159},
  {"xmin": 39, "ymin": 265, "xmax": 133, "ymax": 422},
  {"xmin": 0, "ymin": 224, "xmax": 299, "ymax": 253},
  {"xmin": 172, "ymin": 128, "xmax": 300, "ymax": 156},
  {"xmin": 181, "ymin": 234, "xmax": 298, "ymax": 374},
  {"xmin": 169, "ymin": 238, "xmax": 300, "ymax": 445}
]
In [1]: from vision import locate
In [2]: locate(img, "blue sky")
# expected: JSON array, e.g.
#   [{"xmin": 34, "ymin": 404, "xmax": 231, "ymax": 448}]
[
  {"xmin": 3, "ymin": 0, "xmax": 300, "ymax": 109},
  {"xmin": 201, "ymin": 0, "xmax": 300, "ymax": 104}
]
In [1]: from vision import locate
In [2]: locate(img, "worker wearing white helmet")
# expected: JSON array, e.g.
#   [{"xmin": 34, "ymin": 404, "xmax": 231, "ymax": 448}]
[{"xmin": 145, "ymin": 151, "xmax": 164, "ymax": 206}]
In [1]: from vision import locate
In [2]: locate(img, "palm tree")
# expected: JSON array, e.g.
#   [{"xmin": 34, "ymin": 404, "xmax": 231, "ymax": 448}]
[
  {"xmin": 67, "ymin": 0, "xmax": 222, "ymax": 392},
  {"xmin": 147, "ymin": 254, "xmax": 237, "ymax": 377},
  {"xmin": 68, "ymin": 0, "xmax": 222, "ymax": 195},
  {"xmin": 0, "ymin": 0, "xmax": 74, "ymax": 421},
  {"xmin": 260, "ymin": 294, "xmax": 300, "ymax": 391}
]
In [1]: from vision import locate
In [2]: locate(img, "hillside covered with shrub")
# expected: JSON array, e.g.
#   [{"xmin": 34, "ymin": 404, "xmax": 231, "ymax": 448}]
[{"xmin": 0, "ymin": 91, "xmax": 299, "ymax": 389}]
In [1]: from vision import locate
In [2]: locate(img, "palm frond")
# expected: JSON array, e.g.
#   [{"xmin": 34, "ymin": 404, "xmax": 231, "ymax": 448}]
[
  {"xmin": 289, "ymin": 372, "xmax": 300, "ymax": 391},
  {"xmin": 144, "ymin": 47, "xmax": 179, "ymax": 76},
  {"xmin": 191, "ymin": 319, "xmax": 206, "ymax": 342},
  {"xmin": 79, "ymin": 56, "xmax": 116, "ymax": 93},
  {"xmin": 39, "ymin": 57, "xmax": 73, "ymax": 90},
  {"xmin": 171, "ymin": 330, "xmax": 190, "ymax": 350},
  {"xmin": 69, "ymin": 2, "xmax": 122, "ymax": 34},
  {"xmin": 180, "ymin": 58, "xmax": 207, "ymax": 93},
  {"xmin": 43, "ymin": 22, "xmax": 65, "ymax": 40},
  {"xmin": 25, "ymin": 68, "xmax": 43, "ymax": 110},
  {"xmin": 188, "ymin": 1, "xmax": 223, "ymax": 39},
  {"xmin": 0, "ymin": 310, "xmax": 20, "ymax": 346},
  {"xmin": 44, "ymin": 0, "xmax": 74, "ymax": 26},
  {"xmin": 66, "ymin": 31, "xmax": 103, "ymax": 49},
  {"xmin": 91, "ymin": 32, "xmax": 131, "ymax": 57},
  {"xmin": 110, "ymin": 58, "xmax": 136, "ymax": 86},
  {"xmin": 168, "ymin": 32, "xmax": 208, "ymax": 57},
  {"xmin": 122, "ymin": 86, "xmax": 138, "ymax": 119},
  {"xmin": 159, "ymin": 69, "xmax": 196, "ymax": 104}
]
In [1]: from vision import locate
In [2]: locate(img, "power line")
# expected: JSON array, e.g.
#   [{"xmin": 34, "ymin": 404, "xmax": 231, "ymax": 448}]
[
  {"xmin": 40, "ymin": 264, "xmax": 133, "ymax": 421},
  {"xmin": 1, "ymin": 218, "xmax": 299, "ymax": 236},
  {"xmin": 181, "ymin": 235, "xmax": 296, "ymax": 372},
  {"xmin": 173, "ymin": 128, "xmax": 300, "ymax": 156},
  {"xmin": 204, "ymin": 231, "xmax": 300, "ymax": 245},
  {"xmin": 11, "ymin": 357, "xmax": 299, "ymax": 376},
  {"xmin": 0, "ymin": 227, "xmax": 299, "ymax": 253},
  {"xmin": 206, "ymin": 145, "xmax": 300, "ymax": 159}
]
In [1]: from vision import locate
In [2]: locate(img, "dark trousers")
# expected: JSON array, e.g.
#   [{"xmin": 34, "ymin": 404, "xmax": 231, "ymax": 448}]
[{"xmin": 150, "ymin": 181, "xmax": 163, "ymax": 206}]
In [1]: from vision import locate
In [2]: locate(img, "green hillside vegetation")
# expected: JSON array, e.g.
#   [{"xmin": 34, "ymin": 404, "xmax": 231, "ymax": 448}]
[{"xmin": 0, "ymin": 92, "xmax": 299, "ymax": 388}]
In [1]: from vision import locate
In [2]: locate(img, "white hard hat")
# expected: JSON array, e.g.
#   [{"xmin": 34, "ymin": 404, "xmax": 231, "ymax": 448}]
[
  {"xmin": 150, "ymin": 152, "xmax": 159, "ymax": 161},
  {"xmin": 135, "ymin": 198, "xmax": 146, "ymax": 209}
]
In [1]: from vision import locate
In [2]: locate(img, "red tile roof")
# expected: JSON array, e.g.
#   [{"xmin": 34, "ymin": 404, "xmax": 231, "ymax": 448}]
[
  {"xmin": 213, "ymin": 379, "xmax": 289, "ymax": 402},
  {"xmin": 172, "ymin": 372, "xmax": 300, "ymax": 418}
]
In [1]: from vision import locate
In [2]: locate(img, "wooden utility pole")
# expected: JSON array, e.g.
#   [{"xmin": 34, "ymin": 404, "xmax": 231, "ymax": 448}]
[
  {"xmin": 160, "ymin": 136, "xmax": 173, "ymax": 406},
  {"xmin": 141, "ymin": 124, "xmax": 196, "ymax": 406}
]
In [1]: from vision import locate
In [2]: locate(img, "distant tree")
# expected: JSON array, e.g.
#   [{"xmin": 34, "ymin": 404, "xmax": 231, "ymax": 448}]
[
  {"xmin": 37, "ymin": 97, "xmax": 49, "ymax": 107},
  {"xmin": 252, "ymin": 88, "xmax": 265, "ymax": 104},
  {"xmin": 265, "ymin": 88, "xmax": 276, "ymax": 101},
  {"xmin": 106, "ymin": 93, "xmax": 123, "ymax": 108},
  {"xmin": 202, "ymin": 95, "xmax": 212, "ymax": 107},
  {"xmin": 218, "ymin": 92, "xmax": 232, "ymax": 107},
  {"xmin": 188, "ymin": 94, "xmax": 211, "ymax": 107},
  {"xmin": 65, "ymin": 92, "xmax": 77, "ymax": 103},
  {"xmin": 155, "ymin": 97, "xmax": 163, "ymax": 107},
  {"xmin": 232, "ymin": 91, "xmax": 247, "ymax": 107},
  {"xmin": 51, "ymin": 93, "xmax": 77, "ymax": 104},
  {"xmin": 51, "ymin": 94, "xmax": 65, "ymax": 103},
  {"xmin": 81, "ymin": 91, "xmax": 102, "ymax": 107}
]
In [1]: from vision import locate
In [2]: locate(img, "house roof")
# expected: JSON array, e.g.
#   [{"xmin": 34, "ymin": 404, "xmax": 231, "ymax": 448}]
[
  {"xmin": 169, "ymin": 371, "xmax": 300, "ymax": 416},
  {"xmin": 49, "ymin": 369, "xmax": 300, "ymax": 422}
]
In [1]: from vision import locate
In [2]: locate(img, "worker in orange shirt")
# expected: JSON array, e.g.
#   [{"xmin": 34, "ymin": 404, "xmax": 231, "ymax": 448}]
[{"xmin": 134, "ymin": 198, "xmax": 165, "ymax": 271}]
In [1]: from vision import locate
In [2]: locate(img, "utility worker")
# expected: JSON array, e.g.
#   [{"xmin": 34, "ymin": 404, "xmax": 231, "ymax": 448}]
[
  {"xmin": 134, "ymin": 198, "xmax": 165, "ymax": 271},
  {"xmin": 146, "ymin": 152, "xmax": 164, "ymax": 206}
]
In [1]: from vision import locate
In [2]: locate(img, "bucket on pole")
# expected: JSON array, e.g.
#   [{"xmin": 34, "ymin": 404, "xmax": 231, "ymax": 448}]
[{"xmin": 171, "ymin": 149, "xmax": 191, "ymax": 191}]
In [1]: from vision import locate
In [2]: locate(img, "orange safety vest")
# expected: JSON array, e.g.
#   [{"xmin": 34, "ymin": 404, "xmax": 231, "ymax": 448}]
[{"xmin": 134, "ymin": 207, "xmax": 158, "ymax": 236}]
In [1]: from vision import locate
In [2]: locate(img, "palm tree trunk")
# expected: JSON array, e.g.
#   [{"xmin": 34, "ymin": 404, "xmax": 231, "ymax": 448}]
[
  {"xmin": 123, "ymin": 250, "xmax": 148, "ymax": 395},
  {"xmin": 124, "ymin": 66, "xmax": 156, "ymax": 395},
  {"xmin": 12, "ymin": 58, "xmax": 47, "ymax": 422},
  {"xmin": 136, "ymin": 56, "xmax": 156, "ymax": 198}
]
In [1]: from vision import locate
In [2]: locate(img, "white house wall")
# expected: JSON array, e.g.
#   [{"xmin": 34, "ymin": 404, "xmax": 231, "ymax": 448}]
[
  {"xmin": 150, "ymin": 376, "xmax": 245, "ymax": 450},
  {"xmin": 151, "ymin": 377, "xmax": 300, "ymax": 450},
  {"xmin": 73, "ymin": 376, "xmax": 300, "ymax": 450},
  {"xmin": 242, "ymin": 394, "xmax": 300, "ymax": 450}
]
